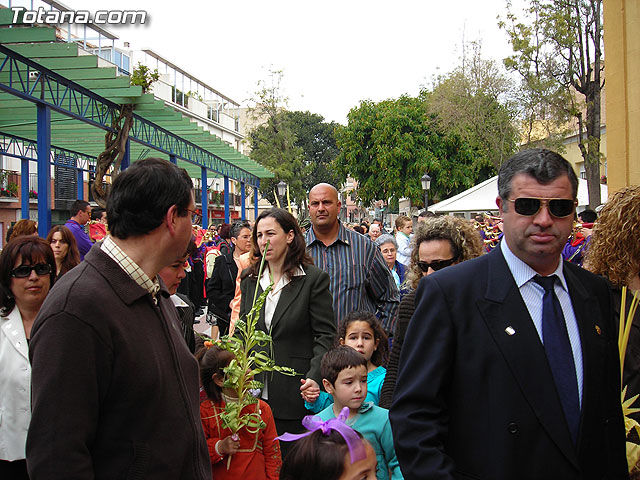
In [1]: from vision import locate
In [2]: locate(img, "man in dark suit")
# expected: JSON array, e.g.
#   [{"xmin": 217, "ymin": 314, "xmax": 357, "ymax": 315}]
[{"xmin": 390, "ymin": 149, "xmax": 628, "ymax": 479}]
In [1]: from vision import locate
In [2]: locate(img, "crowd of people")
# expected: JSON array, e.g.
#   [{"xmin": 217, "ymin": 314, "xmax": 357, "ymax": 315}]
[{"xmin": 1, "ymin": 149, "xmax": 638, "ymax": 479}]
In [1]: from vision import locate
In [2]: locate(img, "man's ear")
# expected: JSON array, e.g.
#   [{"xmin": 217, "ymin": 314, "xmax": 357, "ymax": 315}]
[
  {"xmin": 322, "ymin": 379, "xmax": 334, "ymax": 395},
  {"xmin": 496, "ymin": 196, "xmax": 505, "ymax": 216},
  {"xmin": 166, "ymin": 204, "xmax": 180, "ymax": 235}
]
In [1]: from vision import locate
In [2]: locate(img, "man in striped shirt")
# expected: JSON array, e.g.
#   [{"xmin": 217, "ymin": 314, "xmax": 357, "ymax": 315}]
[{"xmin": 305, "ymin": 183, "xmax": 399, "ymax": 332}]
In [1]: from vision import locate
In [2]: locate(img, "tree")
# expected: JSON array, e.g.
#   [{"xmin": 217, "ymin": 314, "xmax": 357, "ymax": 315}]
[
  {"xmin": 246, "ymin": 69, "xmax": 305, "ymax": 207},
  {"xmin": 500, "ymin": 0, "xmax": 604, "ymax": 208},
  {"xmin": 281, "ymin": 110, "xmax": 345, "ymax": 209},
  {"xmin": 427, "ymin": 41, "xmax": 520, "ymax": 170},
  {"xmin": 334, "ymin": 94, "xmax": 481, "ymax": 206}
]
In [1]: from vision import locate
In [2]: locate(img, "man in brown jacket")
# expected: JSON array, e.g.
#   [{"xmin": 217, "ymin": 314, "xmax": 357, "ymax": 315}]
[{"xmin": 26, "ymin": 158, "xmax": 211, "ymax": 479}]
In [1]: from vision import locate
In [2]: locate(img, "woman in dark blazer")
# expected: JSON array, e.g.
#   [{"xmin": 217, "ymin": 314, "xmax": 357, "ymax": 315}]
[
  {"xmin": 206, "ymin": 222, "xmax": 252, "ymax": 336},
  {"xmin": 239, "ymin": 208, "xmax": 336, "ymax": 445}
]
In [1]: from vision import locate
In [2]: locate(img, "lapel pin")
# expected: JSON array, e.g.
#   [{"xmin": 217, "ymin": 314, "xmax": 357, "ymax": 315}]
[
  {"xmin": 595, "ymin": 325, "xmax": 602, "ymax": 335},
  {"xmin": 505, "ymin": 326, "xmax": 516, "ymax": 336}
]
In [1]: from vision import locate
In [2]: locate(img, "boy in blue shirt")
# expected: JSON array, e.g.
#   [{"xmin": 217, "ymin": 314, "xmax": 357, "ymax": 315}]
[{"xmin": 316, "ymin": 346, "xmax": 403, "ymax": 480}]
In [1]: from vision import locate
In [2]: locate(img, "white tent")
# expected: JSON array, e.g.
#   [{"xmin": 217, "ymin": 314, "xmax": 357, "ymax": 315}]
[{"xmin": 427, "ymin": 176, "xmax": 608, "ymax": 215}]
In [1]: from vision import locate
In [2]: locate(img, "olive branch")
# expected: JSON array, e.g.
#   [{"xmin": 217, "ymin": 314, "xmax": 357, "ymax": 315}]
[{"xmin": 200, "ymin": 240, "xmax": 298, "ymax": 466}]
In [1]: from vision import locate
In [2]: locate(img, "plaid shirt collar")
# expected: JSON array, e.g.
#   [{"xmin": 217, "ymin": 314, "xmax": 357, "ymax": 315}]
[{"xmin": 101, "ymin": 236, "xmax": 161, "ymax": 301}]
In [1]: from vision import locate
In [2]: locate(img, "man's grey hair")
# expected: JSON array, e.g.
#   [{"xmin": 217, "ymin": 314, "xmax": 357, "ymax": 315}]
[
  {"xmin": 498, "ymin": 148, "xmax": 579, "ymax": 204},
  {"xmin": 375, "ymin": 234, "xmax": 398, "ymax": 249}
]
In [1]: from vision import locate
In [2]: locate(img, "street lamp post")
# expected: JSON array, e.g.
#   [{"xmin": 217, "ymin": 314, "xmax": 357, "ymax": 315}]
[
  {"xmin": 277, "ymin": 180, "xmax": 287, "ymax": 209},
  {"xmin": 421, "ymin": 173, "xmax": 431, "ymax": 211}
]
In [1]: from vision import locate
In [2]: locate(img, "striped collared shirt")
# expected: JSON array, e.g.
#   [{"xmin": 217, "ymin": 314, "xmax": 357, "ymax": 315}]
[
  {"xmin": 500, "ymin": 239, "xmax": 583, "ymax": 405},
  {"xmin": 101, "ymin": 235, "xmax": 161, "ymax": 303},
  {"xmin": 305, "ymin": 222, "xmax": 400, "ymax": 332}
]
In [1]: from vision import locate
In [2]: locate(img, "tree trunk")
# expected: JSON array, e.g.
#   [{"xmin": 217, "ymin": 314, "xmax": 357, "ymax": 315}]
[{"xmin": 583, "ymin": 79, "xmax": 601, "ymax": 209}]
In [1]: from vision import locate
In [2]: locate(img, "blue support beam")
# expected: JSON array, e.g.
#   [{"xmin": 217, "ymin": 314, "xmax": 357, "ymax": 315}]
[
  {"xmin": 76, "ymin": 168, "xmax": 84, "ymax": 200},
  {"xmin": 241, "ymin": 182, "xmax": 246, "ymax": 221},
  {"xmin": 169, "ymin": 154, "xmax": 177, "ymax": 165},
  {"xmin": 201, "ymin": 166, "xmax": 208, "ymax": 229},
  {"xmin": 36, "ymin": 104, "xmax": 51, "ymax": 237},
  {"xmin": 20, "ymin": 158, "xmax": 29, "ymax": 219},
  {"xmin": 0, "ymin": 132, "xmax": 97, "ymax": 171},
  {"xmin": 254, "ymin": 181, "xmax": 260, "ymax": 220},
  {"xmin": 224, "ymin": 176, "xmax": 229, "ymax": 224}
]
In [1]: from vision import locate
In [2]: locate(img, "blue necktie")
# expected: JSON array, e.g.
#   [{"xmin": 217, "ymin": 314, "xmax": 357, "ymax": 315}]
[{"xmin": 534, "ymin": 275, "xmax": 580, "ymax": 445}]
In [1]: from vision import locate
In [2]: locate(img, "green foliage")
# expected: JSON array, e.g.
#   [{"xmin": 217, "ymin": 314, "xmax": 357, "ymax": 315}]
[
  {"xmin": 246, "ymin": 69, "xmax": 305, "ymax": 206},
  {"xmin": 212, "ymin": 242, "xmax": 299, "ymax": 435},
  {"xmin": 335, "ymin": 94, "xmax": 489, "ymax": 206},
  {"xmin": 427, "ymin": 41, "xmax": 519, "ymax": 170},
  {"xmin": 130, "ymin": 62, "xmax": 159, "ymax": 94},
  {"xmin": 282, "ymin": 110, "xmax": 345, "ymax": 205}
]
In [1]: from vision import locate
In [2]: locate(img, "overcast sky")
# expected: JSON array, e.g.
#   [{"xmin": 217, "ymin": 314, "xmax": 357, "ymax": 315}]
[{"xmin": 45, "ymin": 0, "xmax": 520, "ymax": 124}]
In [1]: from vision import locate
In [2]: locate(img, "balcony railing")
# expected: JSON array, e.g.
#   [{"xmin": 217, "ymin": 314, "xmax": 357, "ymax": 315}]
[
  {"xmin": 193, "ymin": 190, "xmax": 244, "ymax": 208},
  {"xmin": 0, "ymin": 169, "xmax": 19, "ymax": 198}
]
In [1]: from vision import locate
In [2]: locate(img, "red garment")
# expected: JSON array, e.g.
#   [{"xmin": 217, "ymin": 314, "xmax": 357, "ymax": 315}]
[
  {"xmin": 200, "ymin": 398, "xmax": 281, "ymax": 480},
  {"xmin": 89, "ymin": 222, "xmax": 107, "ymax": 242}
]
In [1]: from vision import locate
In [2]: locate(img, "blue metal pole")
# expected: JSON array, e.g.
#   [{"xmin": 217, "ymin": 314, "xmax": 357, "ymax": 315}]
[
  {"xmin": 254, "ymin": 181, "xmax": 260, "ymax": 220},
  {"xmin": 36, "ymin": 104, "xmax": 51, "ymax": 237},
  {"xmin": 76, "ymin": 168, "xmax": 83, "ymax": 200},
  {"xmin": 121, "ymin": 138, "xmax": 130, "ymax": 171},
  {"xmin": 240, "ymin": 182, "xmax": 246, "ymax": 220},
  {"xmin": 224, "ymin": 175, "xmax": 229, "ymax": 224},
  {"xmin": 20, "ymin": 158, "xmax": 29, "ymax": 219},
  {"xmin": 201, "ymin": 166, "xmax": 208, "ymax": 229},
  {"xmin": 169, "ymin": 154, "xmax": 177, "ymax": 165}
]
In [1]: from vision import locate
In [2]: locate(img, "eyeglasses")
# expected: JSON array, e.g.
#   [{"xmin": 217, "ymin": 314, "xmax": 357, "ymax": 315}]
[
  {"xmin": 11, "ymin": 263, "xmax": 52, "ymax": 278},
  {"xmin": 507, "ymin": 198, "xmax": 577, "ymax": 218},
  {"xmin": 417, "ymin": 257, "xmax": 457, "ymax": 273},
  {"xmin": 184, "ymin": 208, "xmax": 202, "ymax": 224}
]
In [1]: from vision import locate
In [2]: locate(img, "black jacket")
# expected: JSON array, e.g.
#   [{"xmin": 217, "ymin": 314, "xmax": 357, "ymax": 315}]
[
  {"xmin": 206, "ymin": 252, "xmax": 237, "ymax": 334},
  {"xmin": 240, "ymin": 264, "xmax": 336, "ymax": 421},
  {"xmin": 390, "ymin": 247, "xmax": 628, "ymax": 480}
]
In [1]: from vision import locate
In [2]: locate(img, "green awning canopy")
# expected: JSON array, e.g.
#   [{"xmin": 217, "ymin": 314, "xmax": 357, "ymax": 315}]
[{"xmin": 0, "ymin": 15, "xmax": 272, "ymax": 182}]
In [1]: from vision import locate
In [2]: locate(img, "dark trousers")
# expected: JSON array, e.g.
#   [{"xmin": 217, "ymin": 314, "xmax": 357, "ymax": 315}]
[
  {"xmin": 0, "ymin": 459, "xmax": 29, "ymax": 480},
  {"xmin": 274, "ymin": 417, "xmax": 307, "ymax": 461}
]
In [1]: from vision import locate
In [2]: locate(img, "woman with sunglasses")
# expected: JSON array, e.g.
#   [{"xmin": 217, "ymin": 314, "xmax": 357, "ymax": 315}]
[
  {"xmin": 379, "ymin": 215, "xmax": 484, "ymax": 408},
  {"xmin": 0, "ymin": 236, "xmax": 56, "ymax": 479}
]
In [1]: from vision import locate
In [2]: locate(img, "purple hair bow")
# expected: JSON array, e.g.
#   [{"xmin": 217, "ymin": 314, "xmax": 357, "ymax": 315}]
[{"xmin": 276, "ymin": 407, "xmax": 366, "ymax": 463}]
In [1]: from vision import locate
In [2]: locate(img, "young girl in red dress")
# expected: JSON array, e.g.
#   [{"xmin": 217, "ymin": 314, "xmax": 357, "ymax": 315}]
[{"xmin": 199, "ymin": 345, "xmax": 281, "ymax": 479}]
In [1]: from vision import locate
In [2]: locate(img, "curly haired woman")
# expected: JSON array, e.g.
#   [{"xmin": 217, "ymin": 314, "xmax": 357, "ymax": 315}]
[
  {"xmin": 379, "ymin": 215, "xmax": 484, "ymax": 408},
  {"xmin": 584, "ymin": 185, "xmax": 640, "ymax": 421}
]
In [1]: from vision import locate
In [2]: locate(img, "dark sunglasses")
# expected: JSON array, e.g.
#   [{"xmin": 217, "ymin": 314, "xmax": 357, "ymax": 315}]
[
  {"xmin": 507, "ymin": 197, "xmax": 577, "ymax": 218},
  {"xmin": 417, "ymin": 257, "xmax": 457, "ymax": 273},
  {"xmin": 11, "ymin": 263, "xmax": 52, "ymax": 278}
]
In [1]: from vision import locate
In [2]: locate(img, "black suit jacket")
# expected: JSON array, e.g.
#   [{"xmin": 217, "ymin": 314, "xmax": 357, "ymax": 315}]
[
  {"xmin": 390, "ymin": 247, "xmax": 628, "ymax": 480},
  {"xmin": 239, "ymin": 264, "xmax": 336, "ymax": 421}
]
